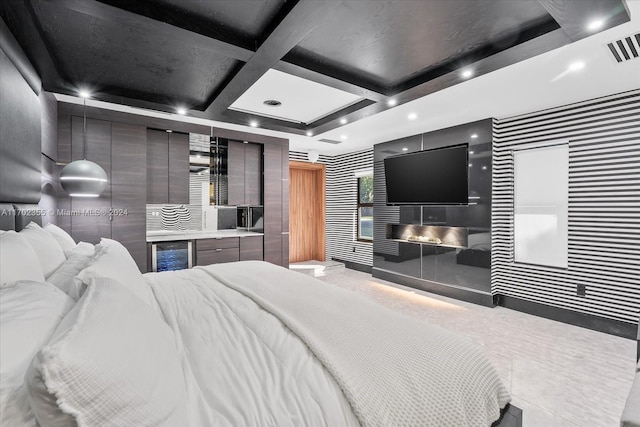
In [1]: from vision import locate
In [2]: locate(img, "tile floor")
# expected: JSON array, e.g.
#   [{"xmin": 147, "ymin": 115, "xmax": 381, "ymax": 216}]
[{"xmin": 308, "ymin": 267, "xmax": 637, "ymax": 427}]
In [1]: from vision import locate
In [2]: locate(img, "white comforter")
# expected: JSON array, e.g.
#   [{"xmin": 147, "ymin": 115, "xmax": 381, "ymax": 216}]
[
  {"xmin": 145, "ymin": 261, "xmax": 510, "ymax": 427},
  {"xmin": 144, "ymin": 267, "xmax": 360, "ymax": 427}
]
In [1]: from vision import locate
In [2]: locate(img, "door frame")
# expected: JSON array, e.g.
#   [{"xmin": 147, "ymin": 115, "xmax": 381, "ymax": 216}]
[{"xmin": 289, "ymin": 161, "xmax": 326, "ymax": 262}]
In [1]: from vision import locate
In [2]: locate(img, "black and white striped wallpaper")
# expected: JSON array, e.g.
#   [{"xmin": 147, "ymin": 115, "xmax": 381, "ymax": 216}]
[
  {"xmin": 290, "ymin": 149, "xmax": 374, "ymax": 267},
  {"xmin": 493, "ymin": 89, "xmax": 640, "ymax": 325}
]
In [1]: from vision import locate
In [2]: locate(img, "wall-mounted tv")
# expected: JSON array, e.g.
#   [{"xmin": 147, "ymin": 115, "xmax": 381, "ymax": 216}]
[{"xmin": 384, "ymin": 144, "xmax": 469, "ymax": 205}]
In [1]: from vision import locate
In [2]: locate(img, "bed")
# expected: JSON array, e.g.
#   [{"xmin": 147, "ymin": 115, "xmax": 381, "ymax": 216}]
[{"xmin": 1, "ymin": 204, "xmax": 519, "ymax": 426}]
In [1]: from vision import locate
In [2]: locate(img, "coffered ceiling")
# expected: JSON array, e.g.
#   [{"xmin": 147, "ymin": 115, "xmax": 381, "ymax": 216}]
[{"xmin": 0, "ymin": 0, "xmax": 633, "ymax": 144}]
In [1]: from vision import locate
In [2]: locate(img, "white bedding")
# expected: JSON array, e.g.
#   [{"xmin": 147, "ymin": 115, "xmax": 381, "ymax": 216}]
[
  {"xmin": 146, "ymin": 261, "xmax": 510, "ymax": 426},
  {"xmin": 144, "ymin": 268, "xmax": 360, "ymax": 427}
]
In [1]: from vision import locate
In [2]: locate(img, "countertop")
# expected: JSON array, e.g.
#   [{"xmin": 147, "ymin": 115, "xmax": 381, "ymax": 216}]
[{"xmin": 146, "ymin": 229, "xmax": 264, "ymax": 242}]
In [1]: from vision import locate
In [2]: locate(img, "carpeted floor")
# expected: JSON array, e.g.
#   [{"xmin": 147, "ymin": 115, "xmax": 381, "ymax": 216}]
[{"xmin": 310, "ymin": 268, "xmax": 636, "ymax": 427}]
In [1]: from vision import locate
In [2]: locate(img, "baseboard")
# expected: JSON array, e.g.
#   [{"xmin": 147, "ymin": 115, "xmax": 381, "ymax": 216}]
[
  {"xmin": 332, "ymin": 258, "xmax": 372, "ymax": 274},
  {"xmin": 496, "ymin": 295, "xmax": 638, "ymax": 340},
  {"xmin": 372, "ymin": 267, "xmax": 494, "ymax": 307}
]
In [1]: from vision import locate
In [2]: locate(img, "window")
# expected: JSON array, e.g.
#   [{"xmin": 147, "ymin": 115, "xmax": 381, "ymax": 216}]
[
  {"xmin": 513, "ymin": 142, "xmax": 568, "ymax": 268},
  {"xmin": 357, "ymin": 175, "xmax": 373, "ymax": 241}
]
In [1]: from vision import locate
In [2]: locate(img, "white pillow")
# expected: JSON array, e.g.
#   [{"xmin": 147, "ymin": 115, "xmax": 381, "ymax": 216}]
[
  {"xmin": 26, "ymin": 277, "xmax": 188, "ymax": 426},
  {"xmin": 64, "ymin": 241, "xmax": 95, "ymax": 258},
  {"xmin": 43, "ymin": 223, "xmax": 76, "ymax": 253},
  {"xmin": 19, "ymin": 223, "xmax": 66, "ymax": 278},
  {"xmin": 76, "ymin": 238, "xmax": 156, "ymax": 308},
  {"xmin": 47, "ymin": 253, "xmax": 94, "ymax": 301},
  {"xmin": 0, "ymin": 281, "xmax": 74, "ymax": 425},
  {"xmin": 0, "ymin": 231, "xmax": 46, "ymax": 285}
]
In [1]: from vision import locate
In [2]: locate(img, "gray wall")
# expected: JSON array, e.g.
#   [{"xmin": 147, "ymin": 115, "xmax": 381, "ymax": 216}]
[
  {"xmin": 493, "ymin": 88, "xmax": 640, "ymax": 325},
  {"xmin": 0, "ymin": 44, "xmax": 41, "ymax": 204},
  {"xmin": 290, "ymin": 149, "xmax": 374, "ymax": 267}
]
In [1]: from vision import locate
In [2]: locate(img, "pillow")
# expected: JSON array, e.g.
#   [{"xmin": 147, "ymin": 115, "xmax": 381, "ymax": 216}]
[
  {"xmin": 0, "ymin": 231, "xmax": 46, "ymax": 285},
  {"xmin": 64, "ymin": 241, "xmax": 95, "ymax": 259},
  {"xmin": 0, "ymin": 281, "xmax": 74, "ymax": 426},
  {"xmin": 43, "ymin": 224, "xmax": 76, "ymax": 254},
  {"xmin": 19, "ymin": 223, "xmax": 66, "ymax": 278},
  {"xmin": 76, "ymin": 238, "xmax": 156, "ymax": 308},
  {"xmin": 26, "ymin": 277, "xmax": 188, "ymax": 426},
  {"xmin": 47, "ymin": 253, "xmax": 94, "ymax": 301}
]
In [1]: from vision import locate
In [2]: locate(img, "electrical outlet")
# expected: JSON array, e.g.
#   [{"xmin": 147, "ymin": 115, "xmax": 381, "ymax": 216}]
[{"xmin": 577, "ymin": 284, "xmax": 586, "ymax": 296}]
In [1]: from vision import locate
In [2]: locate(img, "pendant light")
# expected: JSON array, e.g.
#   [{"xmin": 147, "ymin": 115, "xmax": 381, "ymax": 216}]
[{"xmin": 60, "ymin": 94, "xmax": 108, "ymax": 197}]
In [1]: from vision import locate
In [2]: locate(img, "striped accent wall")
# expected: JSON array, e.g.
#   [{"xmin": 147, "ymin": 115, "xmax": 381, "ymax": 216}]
[
  {"xmin": 492, "ymin": 89, "xmax": 640, "ymax": 325},
  {"xmin": 290, "ymin": 149, "xmax": 374, "ymax": 266}
]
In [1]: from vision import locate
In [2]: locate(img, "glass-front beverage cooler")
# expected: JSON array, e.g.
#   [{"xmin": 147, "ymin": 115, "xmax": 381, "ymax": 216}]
[{"xmin": 151, "ymin": 241, "xmax": 193, "ymax": 272}]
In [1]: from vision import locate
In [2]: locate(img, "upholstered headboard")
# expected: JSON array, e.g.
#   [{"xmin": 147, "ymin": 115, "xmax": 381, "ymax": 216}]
[
  {"xmin": 0, "ymin": 203, "xmax": 42, "ymax": 231},
  {"xmin": 0, "ymin": 19, "xmax": 45, "ymax": 231}
]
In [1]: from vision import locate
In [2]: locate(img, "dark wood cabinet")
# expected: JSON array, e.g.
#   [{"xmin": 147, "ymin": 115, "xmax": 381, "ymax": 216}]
[
  {"xmin": 146, "ymin": 129, "xmax": 188, "ymax": 204},
  {"xmin": 240, "ymin": 235, "xmax": 263, "ymax": 261},
  {"xmin": 65, "ymin": 117, "xmax": 147, "ymax": 272},
  {"xmin": 111, "ymin": 122, "xmax": 147, "ymax": 272},
  {"xmin": 195, "ymin": 237, "xmax": 239, "ymax": 265},
  {"xmin": 228, "ymin": 140, "xmax": 262, "ymax": 206}
]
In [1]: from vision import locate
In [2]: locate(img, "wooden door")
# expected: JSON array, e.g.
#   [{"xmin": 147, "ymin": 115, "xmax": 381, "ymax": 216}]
[{"xmin": 289, "ymin": 161, "xmax": 325, "ymax": 263}]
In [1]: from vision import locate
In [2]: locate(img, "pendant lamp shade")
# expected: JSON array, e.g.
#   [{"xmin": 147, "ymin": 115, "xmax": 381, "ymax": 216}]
[{"xmin": 60, "ymin": 159, "xmax": 108, "ymax": 197}]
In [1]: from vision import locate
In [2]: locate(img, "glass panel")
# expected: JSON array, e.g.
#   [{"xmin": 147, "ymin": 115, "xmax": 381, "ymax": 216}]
[
  {"xmin": 358, "ymin": 206, "xmax": 373, "ymax": 240},
  {"xmin": 359, "ymin": 175, "xmax": 373, "ymax": 203}
]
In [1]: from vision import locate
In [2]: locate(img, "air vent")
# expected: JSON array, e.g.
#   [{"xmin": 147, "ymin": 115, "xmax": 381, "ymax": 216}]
[
  {"xmin": 607, "ymin": 33, "xmax": 640, "ymax": 63},
  {"xmin": 319, "ymin": 138, "xmax": 342, "ymax": 144}
]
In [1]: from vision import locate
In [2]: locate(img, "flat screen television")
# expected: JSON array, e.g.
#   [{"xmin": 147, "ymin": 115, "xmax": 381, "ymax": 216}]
[{"xmin": 384, "ymin": 144, "xmax": 469, "ymax": 205}]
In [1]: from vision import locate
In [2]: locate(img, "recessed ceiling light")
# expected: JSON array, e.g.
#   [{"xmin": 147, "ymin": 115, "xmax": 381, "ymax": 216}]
[
  {"xmin": 340, "ymin": 134, "xmax": 347, "ymax": 140},
  {"xmin": 176, "ymin": 107, "xmax": 187, "ymax": 115},
  {"xmin": 469, "ymin": 163, "xmax": 473, "ymax": 167},
  {"xmin": 408, "ymin": 113, "xmax": 417, "ymax": 120},
  {"xmin": 387, "ymin": 99, "xmax": 397, "ymax": 107},
  {"xmin": 263, "ymin": 99, "xmax": 282, "ymax": 107},
  {"xmin": 482, "ymin": 165, "xmax": 487, "ymax": 170},
  {"xmin": 402, "ymin": 147, "xmax": 408, "ymax": 151},
  {"xmin": 461, "ymin": 69, "xmax": 474, "ymax": 79},
  {"xmin": 470, "ymin": 133, "xmax": 478, "ymax": 139},
  {"xmin": 469, "ymin": 150, "xmax": 475, "ymax": 155},
  {"xmin": 249, "ymin": 121, "xmax": 258, "ymax": 127},
  {"xmin": 243, "ymin": 141, "xmax": 249, "ymax": 144},
  {"xmin": 586, "ymin": 18, "xmax": 604, "ymax": 31},
  {"xmin": 340, "ymin": 118, "xmax": 348, "ymax": 125},
  {"xmin": 306, "ymin": 131, "xmax": 313, "ymax": 137},
  {"xmin": 568, "ymin": 61, "xmax": 585, "ymax": 72},
  {"xmin": 78, "ymin": 90, "xmax": 91, "ymax": 98}
]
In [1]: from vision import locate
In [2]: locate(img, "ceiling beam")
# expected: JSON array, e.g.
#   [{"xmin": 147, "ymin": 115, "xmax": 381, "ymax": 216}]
[
  {"xmin": 55, "ymin": 0, "xmax": 253, "ymax": 61},
  {"xmin": 203, "ymin": 0, "xmax": 344, "ymax": 117},
  {"xmin": 537, "ymin": 0, "xmax": 630, "ymax": 41}
]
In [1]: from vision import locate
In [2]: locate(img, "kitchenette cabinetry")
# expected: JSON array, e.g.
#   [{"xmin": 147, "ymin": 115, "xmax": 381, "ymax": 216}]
[
  {"xmin": 239, "ymin": 235, "xmax": 263, "ymax": 261},
  {"xmin": 196, "ymin": 237, "xmax": 240, "ymax": 265},
  {"xmin": 227, "ymin": 139, "xmax": 262, "ymax": 206},
  {"xmin": 147, "ymin": 129, "xmax": 189, "ymax": 204}
]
